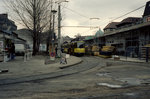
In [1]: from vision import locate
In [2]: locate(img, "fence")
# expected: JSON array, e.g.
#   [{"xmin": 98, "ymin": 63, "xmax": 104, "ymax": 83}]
[{"xmin": 124, "ymin": 46, "xmax": 150, "ymax": 62}]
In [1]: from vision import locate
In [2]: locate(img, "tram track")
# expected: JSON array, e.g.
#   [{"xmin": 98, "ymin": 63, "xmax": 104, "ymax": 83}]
[{"xmin": 0, "ymin": 56, "xmax": 102, "ymax": 86}]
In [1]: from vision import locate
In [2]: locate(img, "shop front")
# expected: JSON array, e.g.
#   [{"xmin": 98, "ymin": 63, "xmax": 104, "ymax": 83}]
[{"xmin": 0, "ymin": 30, "xmax": 20, "ymax": 62}]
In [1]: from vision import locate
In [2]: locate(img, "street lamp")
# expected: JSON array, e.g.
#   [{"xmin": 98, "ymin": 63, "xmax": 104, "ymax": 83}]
[
  {"xmin": 57, "ymin": 0, "xmax": 68, "ymax": 57},
  {"xmin": 51, "ymin": 10, "xmax": 57, "ymax": 42},
  {"xmin": 90, "ymin": 18, "xmax": 100, "ymax": 29},
  {"xmin": 89, "ymin": 18, "xmax": 100, "ymax": 45},
  {"xmin": 90, "ymin": 18, "xmax": 100, "ymax": 20}
]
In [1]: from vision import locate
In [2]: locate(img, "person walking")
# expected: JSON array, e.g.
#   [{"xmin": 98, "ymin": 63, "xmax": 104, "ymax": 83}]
[
  {"xmin": 10, "ymin": 43, "xmax": 15, "ymax": 60},
  {"xmin": 55, "ymin": 46, "xmax": 58, "ymax": 57}
]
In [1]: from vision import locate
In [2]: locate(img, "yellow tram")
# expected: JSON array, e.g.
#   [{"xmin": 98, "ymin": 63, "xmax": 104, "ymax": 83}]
[
  {"xmin": 72, "ymin": 41, "xmax": 85, "ymax": 56},
  {"xmin": 63, "ymin": 41, "xmax": 85, "ymax": 56}
]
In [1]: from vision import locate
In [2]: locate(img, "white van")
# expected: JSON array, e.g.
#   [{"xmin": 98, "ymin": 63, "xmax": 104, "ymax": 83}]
[{"xmin": 15, "ymin": 44, "xmax": 25, "ymax": 56}]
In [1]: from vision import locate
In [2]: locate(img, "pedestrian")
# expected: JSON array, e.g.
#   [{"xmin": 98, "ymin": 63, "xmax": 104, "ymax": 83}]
[
  {"xmin": 10, "ymin": 43, "xmax": 15, "ymax": 60},
  {"xmin": 55, "ymin": 46, "xmax": 58, "ymax": 56}
]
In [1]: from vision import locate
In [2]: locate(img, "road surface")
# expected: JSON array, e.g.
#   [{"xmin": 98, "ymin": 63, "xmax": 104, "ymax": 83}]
[{"xmin": 0, "ymin": 56, "xmax": 150, "ymax": 99}]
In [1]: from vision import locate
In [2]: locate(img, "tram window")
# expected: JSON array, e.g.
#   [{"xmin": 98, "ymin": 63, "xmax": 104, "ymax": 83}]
[
  {"xmin": 77, "ymin": 42, "xmax": 84, "ymax": 48},
  {"xmin": 79, "ymin": 44, "xmax": 84, "ymax": 48}
]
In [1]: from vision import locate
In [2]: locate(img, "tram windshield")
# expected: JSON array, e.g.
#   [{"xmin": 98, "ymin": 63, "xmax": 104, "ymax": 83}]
[{"xmin": 77, "ymin": 42, "xmax": 84, "ymax": 48}]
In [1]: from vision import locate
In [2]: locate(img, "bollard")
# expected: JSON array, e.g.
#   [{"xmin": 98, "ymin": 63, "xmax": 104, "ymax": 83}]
[
  {"xmin": 30, "ymin": 51, "xmax": 32, "ymax": 58},
  {"xmin": 24, "ymin": 52, "xmax": 27, "ymax": 62},
  {"xmin": 3, "ymin": 55, "xmax": 7, "ymax": 63}
]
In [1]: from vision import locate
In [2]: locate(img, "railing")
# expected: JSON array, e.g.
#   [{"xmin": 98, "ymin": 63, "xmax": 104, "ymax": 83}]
[{"xmin": 122, "ymin": 46, "xmax": 150, "ymax": 63}]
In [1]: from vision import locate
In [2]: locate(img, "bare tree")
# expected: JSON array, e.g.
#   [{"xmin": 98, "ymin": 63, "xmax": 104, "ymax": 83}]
[{"xmin": 4, "ymin": 0, "xmax": 52, "ymax": 55}]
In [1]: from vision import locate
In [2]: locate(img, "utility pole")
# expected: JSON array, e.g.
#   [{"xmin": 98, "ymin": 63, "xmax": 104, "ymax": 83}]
[
  {"xmin": 57, "ymin": 0, "xmax": 68, "ymax": 57},
  {"xmin": 47, "ymin": 0, "xmax": 53, "ymax": 53},
  {"xmin": 52, "ymin": 10, "xmax": 57, "ymax": 50},
  {"xmin": 51, "ymin": 10, "xmax": 57, "ymax": 60},
  {"xmin": 57, "ymin": 4, "xmax": 61, "ymax": 57}
]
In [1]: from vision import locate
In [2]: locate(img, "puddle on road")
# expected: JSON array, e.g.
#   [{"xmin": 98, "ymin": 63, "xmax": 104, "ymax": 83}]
[
  {"xmin": 97, "ymin": 78, "xmax": 150, "ymax": 89},
  {"xmin": 117, "ymin": 78, "xmax": 142, "ymax": 85},
  {"xmin": 96, "ymin": 72, "xmax": 111, "ymax": 77},
  {"xmin": 97, "ymin": 83, "xmax": 124, "ymax": 88},
  {"xmin": 117, "ymin": 78, "xmax": 150, "ymax": 86},
  {"xmin": 124, "ymin": 92, "xmax": 137, "ymax": 96},
  {"xmin": 140, "ymin": 79, "xmax": 150, "ymax": 85},
  {"xmin": 96, "ymin": 73, "xmax": 150, "ymax": 88}
]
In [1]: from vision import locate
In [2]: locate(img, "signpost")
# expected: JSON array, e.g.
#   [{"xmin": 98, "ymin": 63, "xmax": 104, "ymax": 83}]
[
  {"xmin": 49, "ymin": 45, "xmax": 55, "ymax": 60},
  {"xmin": 50, "ymin": 52, "xmax": 55, "ymax": 60}
]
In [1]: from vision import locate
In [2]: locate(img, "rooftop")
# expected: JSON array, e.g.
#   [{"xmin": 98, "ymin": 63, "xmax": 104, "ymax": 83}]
[
  {"xmin": 117, "ymin": 17, "xmax": 142, "ymax": 27},
  {"xmin": 104, "ymin": 22, "xmax": 120, "ymax": 30},
  {"xmin": 102, "ymin": 21, "xmax": 150, "ymax": 37}
]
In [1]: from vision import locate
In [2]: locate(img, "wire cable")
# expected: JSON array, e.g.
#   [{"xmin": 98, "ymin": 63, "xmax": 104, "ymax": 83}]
[
  {"xmin": 110, "ymin": 5, "xmax": 145, "ymax": 22},
  {"xmin": 63, "ymin": 6, "xmax": 89, "ymax": 19}
]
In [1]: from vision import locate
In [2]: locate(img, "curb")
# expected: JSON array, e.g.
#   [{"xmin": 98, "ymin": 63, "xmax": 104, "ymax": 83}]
[
  {"xmin": 97, "ymin": 55, "xmax": 148, "ymax": 63},
  {"xmin": 59, "ymin": 59, "xmax": 83, "ymax": 69},
  {"xmin": 108, "ymin": 57, "xmax": 149, "ymax": 64},
  {"xmin": 0, "ymin": 58, "xmax": 83, "ymax": 86},
  {"xmin": 111, "ymin": 59, "xmax": 150, "ymax": 65},
  {"xmin": 0, "ymin": 60, "xmax": 83, "ymax": 86},
  {"xmin": 119, "ymin": 60, "xmax": 145, "ymax": 63},
  {"xmin": 97, "ymin": 56, "xmax": 150, "ymax": 67}
]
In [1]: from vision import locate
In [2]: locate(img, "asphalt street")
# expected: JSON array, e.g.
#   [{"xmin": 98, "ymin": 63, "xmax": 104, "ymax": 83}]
[{"xmin": 0, "ymin": 56, "xmax": 150, "ymax": 99}]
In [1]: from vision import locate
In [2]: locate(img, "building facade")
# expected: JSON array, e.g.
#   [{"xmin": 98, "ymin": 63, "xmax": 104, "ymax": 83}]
[
  {"xmin": 0, "ymin": 14, "xmax": 17, "ymax": 32},
  {"xmin": 101, "ymin": 1, "xmax": 150, "ymax": 57}
]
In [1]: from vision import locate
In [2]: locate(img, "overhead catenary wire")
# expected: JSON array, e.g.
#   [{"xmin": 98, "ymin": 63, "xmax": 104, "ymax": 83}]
[
  {"xmin": 61, "ymin": 26, "xmax": 99, "ymax": 28},
  {"xmin": 61, "ymin": 3, "xmax": 146, "ymax": 36},
  {"xmin": 63, "ymin": 6, "xmax": 90, "ymax": 19},
  {"xmin": 62, "ymin": 6, "xmax": 100, "ymax": 29},
  {"xmin": 63, "ymin": 4, "xmax": 145, "ymax": 23},
  {"xmin": 110, "ymin": 5, "xmax": 145, "ymax": 22},
  {"xmin": 63, "ymin": 4, "xmax": 146, "ymax": 29},
  {"xmin": 60, "ymin": 3, "xmax": 147, "ymax": 37}
]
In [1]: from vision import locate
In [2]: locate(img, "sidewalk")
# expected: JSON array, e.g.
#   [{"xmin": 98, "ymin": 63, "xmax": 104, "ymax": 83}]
[
  {"xmin": 0, "ymin": 54, "xmax": 82, "ymax": 85},
  {"xmin": 110, "ymin": 56, "xmax": 150, "ymax": 63}
]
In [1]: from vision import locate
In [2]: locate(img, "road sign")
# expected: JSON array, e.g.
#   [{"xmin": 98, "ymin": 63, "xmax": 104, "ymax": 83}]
[{"xmin": 50, "ymin": 52, "xmax": 55, "ymax": 57}]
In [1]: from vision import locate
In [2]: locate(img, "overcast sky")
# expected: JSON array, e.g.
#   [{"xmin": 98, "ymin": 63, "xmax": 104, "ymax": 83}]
[
  {"xmin": 0, "ymin": 0, "xmax": 148, "ymax": 37},
  {"xmin": 61, "ymin": 0, "xmax": 147, "ymax": 37}
]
